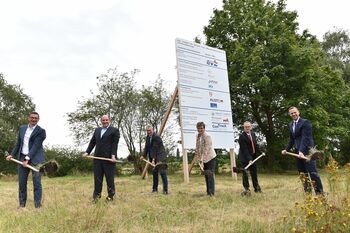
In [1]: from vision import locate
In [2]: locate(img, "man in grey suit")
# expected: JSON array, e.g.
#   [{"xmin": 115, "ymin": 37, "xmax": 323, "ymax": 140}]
[
  {"xmin": 6, "ymin": 111, "xmax": 46, "ymax": 208},
  {"xmin": 83, "ymin": 115, "xmax": 120, "ymax": 202}
]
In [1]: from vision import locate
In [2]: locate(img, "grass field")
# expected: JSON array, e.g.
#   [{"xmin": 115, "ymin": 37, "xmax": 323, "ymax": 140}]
[{"xmin": 0, "ymin": 170, "xmax": 345, "ymax": 233}]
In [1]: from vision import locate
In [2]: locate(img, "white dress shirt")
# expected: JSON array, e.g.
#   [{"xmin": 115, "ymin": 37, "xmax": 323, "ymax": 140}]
[{"xmin": 22, "ymin": 125, "xmax": 37, "ymax": 160}]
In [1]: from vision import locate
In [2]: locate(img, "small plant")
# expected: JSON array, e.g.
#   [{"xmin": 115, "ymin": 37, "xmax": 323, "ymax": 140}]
[{"xmin": 285, "ymin": 157, "xmax": 350, "ymax": 232}]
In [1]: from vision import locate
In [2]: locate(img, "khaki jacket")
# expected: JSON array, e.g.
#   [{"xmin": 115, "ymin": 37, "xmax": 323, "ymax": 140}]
[{"xmin": 195, "ymin": 132, "xmax": 216, "ymax": 163}]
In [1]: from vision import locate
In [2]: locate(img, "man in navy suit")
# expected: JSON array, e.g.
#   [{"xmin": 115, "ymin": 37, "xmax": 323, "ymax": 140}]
[
  {"xmin": 141, "ymin": 125, "xmax": 168, "ymax": 194},
  {"xmin": 282, "ymin": 106, "xmax": 323, "ymax": 194},
  {"xmin": 83, "ymin": 115, "xmax": 120, "ymax": 202},
  {"xmin": 238, "ymin": 121, "xmax": 262, "ymax": 196},
  {"xmin": 6, "ymin": 111, "xmax": 46, "ymax": 208}
]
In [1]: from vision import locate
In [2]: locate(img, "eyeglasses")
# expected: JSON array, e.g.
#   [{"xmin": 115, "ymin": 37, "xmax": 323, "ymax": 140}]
[{"xmin": 30, "ymin": 116, "xmax": 39, "ymax": 119}]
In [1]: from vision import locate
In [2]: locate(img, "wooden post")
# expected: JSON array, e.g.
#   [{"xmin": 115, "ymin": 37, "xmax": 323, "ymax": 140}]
[
  {"xmin": 230, "ymin": 148, "xmax": 237, "ymax": 180},
  {"xmin": 159, "ymin": 86, "xmax": 178, "ymax": 135},
  {"xmin": 182, "ymin": 148, "xmax": 189, "ymax": 183}
]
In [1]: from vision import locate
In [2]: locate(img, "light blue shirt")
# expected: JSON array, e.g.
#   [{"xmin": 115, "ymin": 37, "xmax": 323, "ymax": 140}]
[{"xmin": 100, "ymin": 126, "xmax": 109, "ymax": 138}]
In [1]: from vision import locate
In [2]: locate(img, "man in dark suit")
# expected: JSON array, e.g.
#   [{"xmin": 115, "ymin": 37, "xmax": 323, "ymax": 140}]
[
  {"xmin": 83, "ymin": 115, "xmax": 120, "ymax": 202},
  {"xmin": 238, "ymin": 121, "xmax": 262, "ymax": 196},
  {"xmin": 6, "ymin": 111, "xmax": 46, "ymax": 208},
  {"xmin": 141, "ymin": 125, "xmax": 168, "ymax": 194},
  {"xmin": 282, "ymin": 106, "xmax": 323, "ymax": 194}
]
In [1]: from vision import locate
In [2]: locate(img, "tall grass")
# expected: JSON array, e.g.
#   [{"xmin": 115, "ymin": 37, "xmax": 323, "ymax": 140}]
[
  {"xmin": 0, "ymin": 170, "xmax": 341, "ymax": 233},
  {"xmin": 282, "ymin": 159, "xmax": 350, "ymax": 233}
]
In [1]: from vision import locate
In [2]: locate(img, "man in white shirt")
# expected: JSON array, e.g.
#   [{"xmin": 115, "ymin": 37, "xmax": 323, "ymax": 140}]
[
  {"xmin": 6, "ymin": 112, "xmax": 46, "ymax": 208},
  {"xmin": 282, "ymin": 106, "xmax": 324, "ymax": 195}
]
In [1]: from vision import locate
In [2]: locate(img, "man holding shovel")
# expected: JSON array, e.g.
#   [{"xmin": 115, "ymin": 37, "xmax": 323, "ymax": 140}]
[
  {"xmin": 141, "ymin": 125, "xmax": 168, "ymax": 195},
  {"xmin": 282, "ymin": 106, "xmax": 324, "ymax": 195},
  {"xmin": 6, "ymin": 111, "xmax": 46, "ymax": 209},
  {"xmin": 238, "ymin": 121, "xmax": 262, "ymax": 196},
  {"xmin": 83, "ymin": 115, "xmax": 120, "ymax": 202}
]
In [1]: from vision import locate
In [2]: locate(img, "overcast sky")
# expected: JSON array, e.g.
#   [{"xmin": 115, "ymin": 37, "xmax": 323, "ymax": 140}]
[{"xmin": 0, "ymin": 0, "xmax": 349, "ymax": 150}]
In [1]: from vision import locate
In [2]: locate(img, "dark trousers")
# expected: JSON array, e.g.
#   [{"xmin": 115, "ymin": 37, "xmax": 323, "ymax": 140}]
[
  {"xmin": 152, "ymin": 168, "xmax": 168, "ymax": 192},
  {"xmin": 296, "ymin": 159, "xmax": 323, "ymax": 194},
  {"xmin": 204, "ymin": 157, "xmax": 216, "ymax": 195},
  {"xmin": 93, "ymin": 160, "xmax": 116, "ymax": 199},
  {"xmin": 242, "ymin": 162, "xmax": 261, "ymax": 192},
  {"xmin": 18, "ymin": 165, "xmax": 42, "ymax": 208}
]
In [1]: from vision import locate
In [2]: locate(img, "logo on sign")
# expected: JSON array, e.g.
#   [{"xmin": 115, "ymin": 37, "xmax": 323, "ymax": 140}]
[
  {"xmin": 210, "ymin": 103, "xmax": 217, "ymax": 108},
  {"xmin": 210, "ymin": 98, "xmax": 223, "ymax": 103},
  {"xmin": 207, "ymin": 59, "xmax": 218, "ymax": 67},
  {"xmin": 212, "ymin": 123, "xmax": 227, "ymax": 129}
]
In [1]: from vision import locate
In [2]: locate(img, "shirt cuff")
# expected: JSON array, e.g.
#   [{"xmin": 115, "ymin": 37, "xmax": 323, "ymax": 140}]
[{"xmin": 25, "ymin": 156, "xmax": 30, "ymax": 160}]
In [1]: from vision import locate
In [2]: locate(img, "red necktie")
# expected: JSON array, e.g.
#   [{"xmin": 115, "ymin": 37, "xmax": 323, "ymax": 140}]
[{"xmin": 248, "ymin": 134, "xmax": 255, "ymax": 154}]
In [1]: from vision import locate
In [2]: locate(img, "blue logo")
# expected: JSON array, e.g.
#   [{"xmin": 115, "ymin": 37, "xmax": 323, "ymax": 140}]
[{"xmin": 210, "ymin": 103, "xmax": 217, "ymax": 108}]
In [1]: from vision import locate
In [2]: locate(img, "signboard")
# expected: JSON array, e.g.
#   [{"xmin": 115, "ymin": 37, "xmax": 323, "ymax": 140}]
[{"xmin": 175, "ymin": 38, "xmax": 235, "ymax": 149}]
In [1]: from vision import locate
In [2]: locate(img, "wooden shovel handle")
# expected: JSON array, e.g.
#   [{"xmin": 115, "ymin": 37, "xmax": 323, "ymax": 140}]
[
  {"xmin": 244, "ymin": 153, "xmax": 266, "ymax": 170},
  {"xmin": 284, "ymin": 152, "xmax": 309, "ymax": 161},
  {"xmin": 141, "ymin": 158, "xmax": 156, "ymax": 167},
  {"xmin": 10, "ymin": 158, "xmax": 39, "ymax": 172},
  {"xmin": 86, "ymin": 155, "xmax": 123, "ymax": 163}
]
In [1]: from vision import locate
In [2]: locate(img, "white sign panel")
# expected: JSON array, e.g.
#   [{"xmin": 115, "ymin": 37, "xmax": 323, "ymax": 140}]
[{"xmin": 175, "ymin": 38, "xmax": 235, "ymax": 149}]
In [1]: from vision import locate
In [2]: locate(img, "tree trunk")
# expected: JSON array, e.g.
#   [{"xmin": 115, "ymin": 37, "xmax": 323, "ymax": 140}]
[{"xmin": 265, "ymin": 134, "xmax": 275, "ymax": 171}]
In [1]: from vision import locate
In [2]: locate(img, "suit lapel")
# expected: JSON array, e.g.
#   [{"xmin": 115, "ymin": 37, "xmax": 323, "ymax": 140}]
[
  {"xmin": 30, "ymin": 126, "xmax": 40, "ymax": 139},
  {"xmin": 294, "ymin": 118, "xmax": 303, "ymax": 134},
  {"xmin": 243, "ymin": 132, "xmax": 250, "ymax": 142}
]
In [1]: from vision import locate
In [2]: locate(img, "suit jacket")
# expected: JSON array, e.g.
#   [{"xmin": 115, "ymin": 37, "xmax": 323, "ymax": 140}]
[
  {"xmin": 11, "ymin": 124, "xmax": 46, "ymax": 165},
  {"xmin": 86, "ymin": 126, "xmax": 120, "ymax": 158},
  {"xmin": 195, "ymin": 132, "xmax": 216, "ymax": 163},
  {"xmin": 286, "ymin": 118, "xmax": 314, "ymax": 154},
  {"xmin": 238, "ymin": 131, "xmax": 259, "ymax": 163},
  {"xmin": 143, "ymin": 133, "xmax": 166, "ymax": 162}
]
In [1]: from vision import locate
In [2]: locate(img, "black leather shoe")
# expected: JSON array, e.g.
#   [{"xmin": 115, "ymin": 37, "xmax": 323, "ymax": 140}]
[
  {"xmin": 163, "ymin": 191, "xmax": 168, "ymax": 195},
  {"xmin": 241, "ymin": 189, "xmax": 251, "ymax": 196},
  {"xmin": 105, "ymin": 197, "xmax": 114, "ymax": 202},
  {"xmin": 152, "ymin": 190, "xmax": 158, "ymax": 193}
]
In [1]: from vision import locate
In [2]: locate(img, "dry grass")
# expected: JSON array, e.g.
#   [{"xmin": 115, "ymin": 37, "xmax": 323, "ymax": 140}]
[{"xmin": 0, "ymin": 171, "xmax": 330, "ymax": 233}]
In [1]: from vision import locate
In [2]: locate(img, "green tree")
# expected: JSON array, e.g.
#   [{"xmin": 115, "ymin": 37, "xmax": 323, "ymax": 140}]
[
  {"xmin": 67, "ymin": 69, "xmax": 175, "ymax": 174},
  {"xmin": 122, "ymin": 77, "xmax": 174, "ymax": 173},
  {"xmin": 66, "ymin": 67, "xmax": 137, "ymax": 145},
  {"xmin": 203, "ymin": 0, "xmax": 349, "ymax": 170},
  {"xmin": 322, "ymin": 28, "xmax": 350, "ymax": 84},
  {"xmin": 322, "ymin": 29, "xmax": 350, "ymax": 164},
  {"xmin": 0, "ymin": 73, "xmax": 35, "ymax": 173}
]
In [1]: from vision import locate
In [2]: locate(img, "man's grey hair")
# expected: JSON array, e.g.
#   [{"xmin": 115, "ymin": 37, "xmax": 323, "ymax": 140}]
[{"xmin": 145, "ymin": 125, "xmax": 153, "ymax": 130}]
